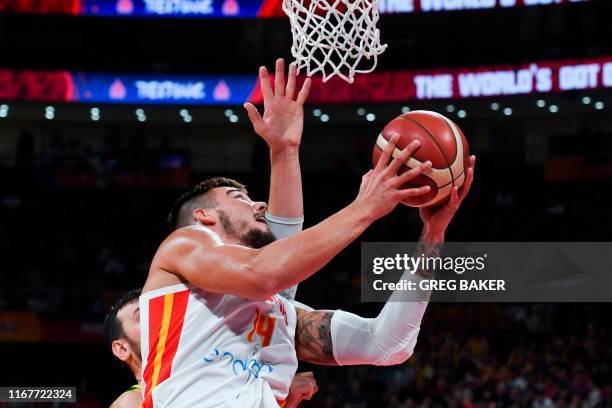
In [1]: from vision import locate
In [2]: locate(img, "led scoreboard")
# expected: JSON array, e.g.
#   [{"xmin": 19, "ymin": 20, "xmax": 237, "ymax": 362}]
[{"xmin": 1, "ymin": 56, "xmax": 611, "ymax": 105}]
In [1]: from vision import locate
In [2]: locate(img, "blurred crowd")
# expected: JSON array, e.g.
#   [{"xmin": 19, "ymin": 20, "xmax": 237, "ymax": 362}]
[{"xmin": 303, "ymin": 303, "xmax": 611, "ymax": 408}]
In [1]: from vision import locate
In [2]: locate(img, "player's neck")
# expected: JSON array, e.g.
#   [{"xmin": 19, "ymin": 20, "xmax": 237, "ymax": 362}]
[
  {"xmin": 129, "ymin": 359, "xmax": 142, "ymax": 383},
  {"xmin": 212, "ymin": 229, "xmax": 247, "ymax": 247},
  {"xmin": 223, "ymin": 235, "xmax": 247, "ymax": 246}
]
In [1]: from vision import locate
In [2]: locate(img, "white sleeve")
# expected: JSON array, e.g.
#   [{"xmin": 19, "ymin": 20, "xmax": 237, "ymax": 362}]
[
  {"xmin": 291, "ymin": 275, "xmax": 428, "ymax": 366},
  {"xmin": 264, "ymin": 211, "xmax": 304, "ymax": 239},
  {"xmin": 330, "ymin": 273, "xmax": 430, "ymax": 366},
  {"xmin": 265, "ymin": 211, "xmax": 304, "ymax": 301}
]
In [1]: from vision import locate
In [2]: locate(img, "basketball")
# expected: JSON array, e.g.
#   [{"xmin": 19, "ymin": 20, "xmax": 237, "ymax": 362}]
[{"xmin": 372, "ymin": 110, "xmax": 470, "ymax": 208}]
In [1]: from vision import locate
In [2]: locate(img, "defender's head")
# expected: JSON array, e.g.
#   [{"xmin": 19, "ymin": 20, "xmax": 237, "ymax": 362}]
[
  {"xmin": 104, "ymin": 289, "xmax": 142, "ymax": 367},
  {"xmin": 167, "ymin": 177, "xmax": 275, "ymax": 248}
]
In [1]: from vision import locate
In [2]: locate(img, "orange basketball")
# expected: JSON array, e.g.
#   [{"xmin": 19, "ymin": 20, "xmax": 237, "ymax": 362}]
[{"xmin": 372, "ymin": 110, "xmax": 470, "ymax": 208}]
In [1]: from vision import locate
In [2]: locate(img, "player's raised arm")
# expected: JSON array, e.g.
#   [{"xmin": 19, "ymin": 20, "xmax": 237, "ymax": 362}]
[
  {"xmin": 152, "ymin": 137, "xmax": 432, "ymax": 300},
  {"xmin": 244, "ymin": 59, "xmax": 311, "ymax": 300},
  {"xmin": 244, "ymin": 58, "xmax": 310, "ymax": 219},
  {"xmin": 294, "ymin": 157, "xmax": 475, "ymax": 366}
]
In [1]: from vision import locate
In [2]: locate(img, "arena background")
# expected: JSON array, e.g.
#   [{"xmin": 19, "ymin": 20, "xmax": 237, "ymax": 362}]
[{"xmin": 1, "ymin": 0, "xmax": 611, "ymax": 406}]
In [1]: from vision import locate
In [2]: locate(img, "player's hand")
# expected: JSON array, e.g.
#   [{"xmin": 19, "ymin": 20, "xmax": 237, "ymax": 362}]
[
  {"xmin": 419, "ymin": 155, "xmax": 476, "ymax": 239},
  {"xmin": 354, "ymin": 134, "xmax": 432, "ymax": 221},
  {"xmin": 285, "ymin": 371, "xmax": 318, "ymax": 408},
  {"xmin": 243, "ymin": 58, "xmax": 311, "ymax": 155}
]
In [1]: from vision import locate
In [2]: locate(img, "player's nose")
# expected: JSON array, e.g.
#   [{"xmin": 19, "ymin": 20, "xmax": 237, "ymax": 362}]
[{"xmin": 253, "ymin": 201, "xmax": 267, "ymax": 214}]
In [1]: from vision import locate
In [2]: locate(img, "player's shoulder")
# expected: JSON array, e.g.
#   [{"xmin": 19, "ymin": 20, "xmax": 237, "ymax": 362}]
[
  {"xmin": 109, "ymin": 386, "xmax": 142, "ymax": 408},
  {"xmin": 160, "ymin": 225, "xmax": 221, "ymax": 253},
  {"xmin": 146, "ymin": 226, "xmax": 222, "ymax": 290}
]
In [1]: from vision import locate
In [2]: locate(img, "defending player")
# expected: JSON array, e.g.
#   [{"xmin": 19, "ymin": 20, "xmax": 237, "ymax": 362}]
[
  {"xmin": 104, "ymin": 289, "xmax": 143, "ymax": 408},
  {"xmin": 139, "ymin": 59, "xmax": 435, "ymax": 407},
  {"xmin": 104, "ymin": 289, "xmax": 318, "ymax": 408}
]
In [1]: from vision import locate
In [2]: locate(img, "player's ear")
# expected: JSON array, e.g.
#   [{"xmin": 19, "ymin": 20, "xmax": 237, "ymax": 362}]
[
  {"xmin": 112, "ymin": 339, "xmax": 130, "ymax": 362},
  {"xmin": 193, "ymin": 208, "xmax": 216, "ymax": 226}
]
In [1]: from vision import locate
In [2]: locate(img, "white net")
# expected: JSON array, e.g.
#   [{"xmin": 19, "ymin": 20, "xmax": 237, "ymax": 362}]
[{"xmin": 282, "ymin": 0, "xmax": 387, "ymax": 83}]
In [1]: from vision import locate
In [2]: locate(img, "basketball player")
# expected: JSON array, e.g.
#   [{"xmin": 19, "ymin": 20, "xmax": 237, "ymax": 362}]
[
  {"xmin": 104, "ymin": 289, "xmax": 143, "ymax": 408},
  {"xmin": 140, "ymin": 58, "xmax": 475, "ymax": 406},
  {"xmin": 104, "ymin": 289, "xmax": 319, "ymax": 408}
]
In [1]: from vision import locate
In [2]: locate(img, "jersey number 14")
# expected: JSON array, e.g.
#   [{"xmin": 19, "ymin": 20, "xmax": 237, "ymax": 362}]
[{"xmin": 247, "ymin": 307, "xmax": 276, "ymax": 347}]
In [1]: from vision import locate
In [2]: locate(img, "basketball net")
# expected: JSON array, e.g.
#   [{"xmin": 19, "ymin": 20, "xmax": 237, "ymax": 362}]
[{"xmin": 282, "ymin": 0, "xmax": 387, "ymax": 83}]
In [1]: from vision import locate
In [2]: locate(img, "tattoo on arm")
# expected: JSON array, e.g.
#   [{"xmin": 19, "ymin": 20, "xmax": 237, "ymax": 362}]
[
  {"xmin": 413, "ymin": 230, "xmax": 443, "ymax": 279},
  {"xmin": 295, "ymin": 308, "xmax": 337, "ymax": 365}
]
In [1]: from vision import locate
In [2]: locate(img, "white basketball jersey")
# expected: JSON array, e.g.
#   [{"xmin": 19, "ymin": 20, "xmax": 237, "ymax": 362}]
[{"xmin": 139, "ymin": 283, "xmax": 298, "ymax": 407}]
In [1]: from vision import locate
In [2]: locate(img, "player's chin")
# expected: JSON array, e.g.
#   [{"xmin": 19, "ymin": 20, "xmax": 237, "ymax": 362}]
[
  {"xmin": 251, "ymin": 218, "xmax": 267, "ymax": 230},
  {"xmin": 255, "ymin": 221, "xmax": 270, "ymax": 234},
  {"xmin": 244, "ymin": 225, "xmax": 276, "ymax": 249}
]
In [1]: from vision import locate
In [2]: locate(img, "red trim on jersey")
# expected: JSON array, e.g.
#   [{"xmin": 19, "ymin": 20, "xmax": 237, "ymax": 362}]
[
  {"xmin": 156, "ymin": 290, "xmax": 190, "ymax": 385},
  {"xmin": 142, "ymin": 295, "xmax": 165, "ymax": 408},
  {"xmin": 142, "ymin": 289, "xmax": 190, "ymax": 408}
]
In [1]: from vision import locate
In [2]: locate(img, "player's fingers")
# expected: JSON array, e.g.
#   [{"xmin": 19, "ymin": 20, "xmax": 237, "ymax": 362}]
[
  {"xmin": 359, "ymin": 170, "xmax": 373, "ymax": 194},
  {"xmin": 243, "ymin": 102, "xmax": 264, "ymax": 131},
  {"xmin": 361, "ymin": 169, "xmax": 374, "ymax": 187},
  {"xmin": 286, "ymin": 62, "xmax": 297, "ymax": 99},
  {"xmin": 311, "ymin": 382, "xmax": 318, "ymax": 395},
  {"xmin": 394, "ymin": 160, "xmax": 431, "ymax": 186},
  {"xmin": 458, "ymin": 155, "xmax": 476, "ymax": 203},
  {"xmin": 305, "ymin": 385, "xmax": 317, "ymax": 400},
  {"xmin": 259, "ymin": 66, "xmax": 274, "ymax": 104},
  {"xmin": 384, "ymin": 140, "xmax": 420, "ymax": 176},
  {"xmin": 274, "ymin": 58, "xmax": 285, "ymax": 97},
  {"xmin": 296, "ymin": 78, "xmax": 311, "ymax": 105},
  {"xmin": 397, "ymin": 185, "xmax": 431, "ymax": 199},
  {"xmin": 458, "ymin": 166, "xmax": 474, "ymax": 201},
  {"xmin": 375, "ymin": 134, "xmax": 399, "ymax": 173},
  {"xmin": 448, "ymin": 186, "xmax": 460, "ymax": 210}
]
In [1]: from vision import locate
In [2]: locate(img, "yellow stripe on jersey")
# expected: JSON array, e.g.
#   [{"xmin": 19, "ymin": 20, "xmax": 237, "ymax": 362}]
[{"xmin": 149, "ymin": 293, "xmax": 174, "ymax": 393}]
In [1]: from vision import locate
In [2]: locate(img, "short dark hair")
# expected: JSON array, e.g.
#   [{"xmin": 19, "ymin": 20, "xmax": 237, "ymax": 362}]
[
  {"xmin": 103, "ymin": 289, "xmax": 141, "ymax": 354},
  {"xmin": 167, "ymin": 177, "xmax": 247, "ymax": 231}
]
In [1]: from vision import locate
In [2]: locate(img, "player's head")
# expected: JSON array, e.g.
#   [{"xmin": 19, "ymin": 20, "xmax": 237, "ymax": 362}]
[
  {"xmin": 168, "ymin": 177, "xmax": 275, "ymax": 248},
  {"xmin": 104, "ymin": 289, "xmax": 142, "ymax": 369}
]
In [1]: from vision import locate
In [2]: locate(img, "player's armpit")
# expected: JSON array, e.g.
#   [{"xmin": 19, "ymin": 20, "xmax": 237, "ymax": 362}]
[{"xmin": 294, "ymin": 308, "xmax": 338, "ymax": 366}]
